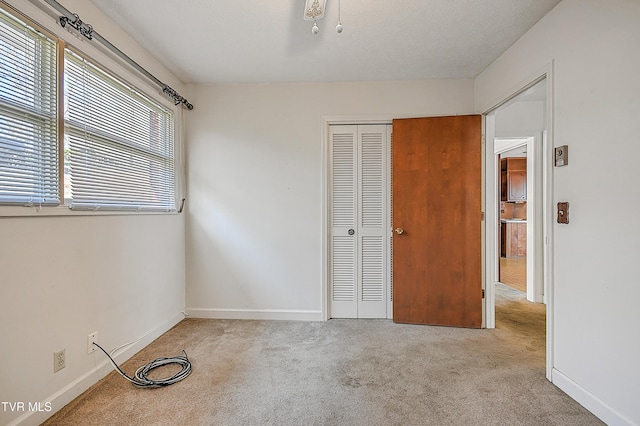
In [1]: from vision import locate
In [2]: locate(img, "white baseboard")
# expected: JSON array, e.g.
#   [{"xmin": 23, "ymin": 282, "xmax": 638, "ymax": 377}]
[
  {"xmin": 552, "ymin": 368, "xmax": 635, "ymax": 426},
  {"xmin": 10, "ymin": 312, "xmax": 185, "ymax": 426},
  {"xmin": 186, "ymin": 307, "xmax": 323, "ymax": 322}
]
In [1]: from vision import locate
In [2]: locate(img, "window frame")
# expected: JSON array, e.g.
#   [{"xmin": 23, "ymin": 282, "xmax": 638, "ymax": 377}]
[{"xmin": 0, "ymin": 1, "xmax": 182, "ymax": 217}]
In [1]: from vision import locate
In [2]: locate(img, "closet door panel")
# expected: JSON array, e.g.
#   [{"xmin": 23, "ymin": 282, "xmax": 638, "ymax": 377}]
[
  {"xmin": 329, "ymin": 126, "xmax": 357, "ymax": 318},
  {"xmin": 357, "ymin": 126, "xmax": 388, "ymax": 318}
]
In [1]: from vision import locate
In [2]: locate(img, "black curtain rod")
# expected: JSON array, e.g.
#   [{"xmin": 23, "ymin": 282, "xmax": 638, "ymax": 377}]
[{"xmin": 39, "ymin": 0, "xmax": 193, "ymax": 110}]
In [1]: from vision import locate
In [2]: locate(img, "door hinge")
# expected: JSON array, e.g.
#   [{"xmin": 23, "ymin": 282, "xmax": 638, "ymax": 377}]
[
  {"xmin": 481, "ymin": 212, "xmax": 485, "ymax": 221},
  {"xmin": 482, "ymin": 289, "xmax": 485, "ymax": 299}
]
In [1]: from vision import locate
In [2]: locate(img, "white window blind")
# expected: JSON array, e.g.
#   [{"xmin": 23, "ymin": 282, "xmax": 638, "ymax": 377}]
[
  {"xmin": 0, "ymin": 8, "xmax": 58, "ymax": 206},
  {"xmin": 64, "ymin": 48, "xmax": 175, "ymax": 211}
]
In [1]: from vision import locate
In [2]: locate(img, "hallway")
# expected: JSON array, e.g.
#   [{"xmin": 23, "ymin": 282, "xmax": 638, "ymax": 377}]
[
  {"xmin": 500, "ymin": 257, "xmax": 526, "ymax": 293},
  {"xmin": 495, "ymin": 281, "xmax": 546, "ymax": 354}
]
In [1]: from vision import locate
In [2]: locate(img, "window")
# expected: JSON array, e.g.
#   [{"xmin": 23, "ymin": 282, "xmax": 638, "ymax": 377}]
[
  {"xmin": 64, "ymin": 49, "xmax": 175, "ymax": 211},
  {"xmin": 0, "ymin": 8, "xmax": 58, "ymax": 206},
  {"xmin": 0, "ymin": 5, "xmax": 176, "ymax": 213}
]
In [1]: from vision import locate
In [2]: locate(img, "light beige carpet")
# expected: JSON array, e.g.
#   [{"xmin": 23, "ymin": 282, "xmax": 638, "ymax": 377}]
[{"xmin": 43, "ymin": 288, "xmax": 601, "ymax": 425}]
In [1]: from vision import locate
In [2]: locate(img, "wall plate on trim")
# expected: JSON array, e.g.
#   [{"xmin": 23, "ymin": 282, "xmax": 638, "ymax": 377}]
[{"xmin": 555, "ymin": 145, "xmax": 568, "ymax": 166}]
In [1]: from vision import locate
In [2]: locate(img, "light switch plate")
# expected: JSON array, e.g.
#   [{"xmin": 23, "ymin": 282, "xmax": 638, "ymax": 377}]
[{"xmin": 557, "ymin": 202, "xmax": 569, "ymax": 224}]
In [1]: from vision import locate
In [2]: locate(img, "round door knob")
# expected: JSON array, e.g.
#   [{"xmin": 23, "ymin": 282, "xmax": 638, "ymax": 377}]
[
  {"xmin": 394, "ymin": 228, "xmax": 404, "ymax": 235},
  {"xmin": 348, "ymin": 229, "xmax": 355, "ymax": 235}
]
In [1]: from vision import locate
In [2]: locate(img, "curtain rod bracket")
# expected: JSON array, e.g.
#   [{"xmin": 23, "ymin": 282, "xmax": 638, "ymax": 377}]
[
  {"xmin": 59, "ymin": 13, "xmax": 93, "ymax": 40},
  {"xmin": 163, "ymin": 86, "xmax": 194, "ymax": 110}
]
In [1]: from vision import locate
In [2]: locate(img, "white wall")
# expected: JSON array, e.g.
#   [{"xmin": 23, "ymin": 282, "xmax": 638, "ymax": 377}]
[
  {"xmin": 476, "ymin": 0, "xmax": 640, "ymax": 424},
  {"xmin": 0, "ymin": 1, "xmax": 186, "ymax": 425},
  {"xmin": 184, "ymin": 80, "xmax": 475, "ymax": 319},
  {"xmin": 495, "ymin": 100, "xmax": 545, "ymax": 138}
]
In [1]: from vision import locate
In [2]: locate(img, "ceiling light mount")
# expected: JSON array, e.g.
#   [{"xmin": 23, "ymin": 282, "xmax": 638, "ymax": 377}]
[
  {"xmin": 304, "ymin": 0, "xmax": 326, "ymax": 34},
  {"xmin": 304, "ymin": 0, "xmax": 326, "ymax": 21}
]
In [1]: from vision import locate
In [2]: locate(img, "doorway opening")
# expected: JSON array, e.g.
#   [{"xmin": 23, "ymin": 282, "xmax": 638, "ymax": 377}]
[
  {"xmin": 495, "ymin": 135, "xmax": 543, "ymax": 303},
  {"xmin": 499, "ymin": 145, "xmax": 528, "ymax": 292},
  {"xmin": 484, "ymin": 75, "xmax": 552, "ymax": 379}
]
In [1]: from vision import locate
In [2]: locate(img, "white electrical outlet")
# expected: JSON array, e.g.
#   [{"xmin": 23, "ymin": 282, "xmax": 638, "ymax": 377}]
[
  {"xmin": 87, "ymin": 332, "xmax": 98, "ymax": 354},
  {"xmin": 54, "ymin": 349, "xmax": 65, "ymax": 373}
]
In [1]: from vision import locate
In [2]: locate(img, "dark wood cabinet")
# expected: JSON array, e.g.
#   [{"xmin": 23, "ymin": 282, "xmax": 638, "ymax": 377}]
[
  {"xmin": 508, "ymin": 170, "xmax": 526, "ymax": 201},
  {"xmin": 503, "ymin": 221, "xmax": 527, "ymax": 258},
  {"xmin": 501, "ymin": 158, "xmax": 527, "ymax": 202}
]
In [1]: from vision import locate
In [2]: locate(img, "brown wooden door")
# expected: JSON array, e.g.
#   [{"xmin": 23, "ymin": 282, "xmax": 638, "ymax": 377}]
[{"xmin": 392, "ymin": 115, "xmax": 482, "ymax": 328}]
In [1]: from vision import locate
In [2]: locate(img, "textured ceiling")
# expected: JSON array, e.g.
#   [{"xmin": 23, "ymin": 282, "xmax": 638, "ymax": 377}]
[{"xmin": 87, "ymin": 0, "xmax": 561, "ymax": 84}]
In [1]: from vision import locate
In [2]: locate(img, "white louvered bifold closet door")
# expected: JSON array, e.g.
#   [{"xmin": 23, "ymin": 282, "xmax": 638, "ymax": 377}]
[
  {"xmin": 329, "ymin": 125, "xmax": 358, "ymax": 318},
  {"xmin": 329, "ymin": 125, "xmax": 389, "ymax": 319}
]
